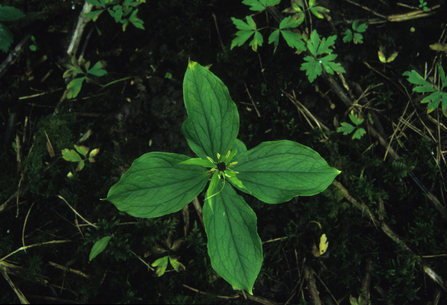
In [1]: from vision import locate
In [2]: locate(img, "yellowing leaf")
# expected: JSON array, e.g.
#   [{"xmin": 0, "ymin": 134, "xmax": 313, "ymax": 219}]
[
  {"xmin": 378, "ymin": 47, "xmax": 398, "ymax": 63},
  {"xmin": 319, "ymin": 234, "xmax": 329, "ymax": 255},
  {"xmin": 430, "ymin": 43, "xmax": 447, "ymax": 53}
]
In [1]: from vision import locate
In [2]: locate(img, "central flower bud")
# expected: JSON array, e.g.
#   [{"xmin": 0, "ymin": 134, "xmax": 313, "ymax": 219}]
[{"xmin": 216, "ymin": 162, "xmax": 226, "ymax": 172}]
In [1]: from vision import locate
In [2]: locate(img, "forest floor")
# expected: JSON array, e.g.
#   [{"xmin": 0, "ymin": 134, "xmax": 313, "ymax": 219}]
[{"xmin": 1, "ymin": 0, "xmax": 447, "ymax": 304}]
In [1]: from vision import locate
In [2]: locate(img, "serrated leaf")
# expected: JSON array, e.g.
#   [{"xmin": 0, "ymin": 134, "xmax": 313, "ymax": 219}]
[
  {"xmin": 300, "ymin": 56, "xmax": 321, "ymax": 83},
  {"xmin": 182, "ymin": 61, "xmax": 239, "ymax": 159},
  {"xmin": 268, "ymin": 30, "xmax": 280, "ymax": 53},
  {"xmin": 233, "ymin": 140, "xmax": 340, "ymax": 203},
  {"xmin": 281, "ymin": 30, "xmax": 305, "ymax": 51},
  {"xmin": 342, "ymin": 29, "xmax": 353, "ymax": 43},
  {"xmin": 105, "ymin": 152, "xmax": 210, "ymax": 218},
  {"xmin": 279, "ymin": 16, "xmax": 301, "ymax": 29},
  {"xmin": 0, "ymin": 5, "xmax": 25, "ymax": 22},
  {"xmin": 307, "ymin": 30, "xmax": 320, "ymax": 56},
  {"xmin": 317, "ymin": 34, "xmax": 337, "ymax": 55},
  {"xmin": 231, "ymin": 17, "xmax": 255, "ymax": 31},
  {"xmin": 242, "ymin": 0, "xmax": 280, "ymax": 11},
  {"xmin": 89, "ymin": 236, "xmax": 112, "ymax": 262},
  {"xmin": 62, "ymin": 149, "xmax": 82, "ymax": 162},
  {"xmin": 249, "ymin": 31, "xmax": 263, "ymax": 51},
  {"xmin": 354, "ymin": 21, "xmax": 368, "ymax": 33},
  {"xmin": 204, "ymin": 181, "xmax": 262, "ymax": 295},
  {"xmin": 352, "ymin": 128, "xmax": 366, "ymax": 140},
  {"xmin": 88, "ymin": 61, "xmax": 107, "ymax": 77},
  {"xmin": 353, "ymin": 32, "xmax": 363, "ymax": 44},
  {"xmin": 337, "ymin": 122, "xmax": 355, "ymax": 135},
  {"xmin": 231, "ymin": 31, "xmax": 255, "ymax": 50},
  {"xmin": 349, "ymin": 112, "xmax": 364, "ymax": 126},
  {"xmin": 402, "ymin": 70, "xmax": 437, "ymax": 92}
]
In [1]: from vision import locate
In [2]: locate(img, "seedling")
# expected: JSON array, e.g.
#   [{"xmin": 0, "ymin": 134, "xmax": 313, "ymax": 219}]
[
  {"xmin": 300, "ymin": 29, "xmax": 346, "ymax": 83},
  {"xmin": 402, "ymin": 64, "xmax": 447, "ymax": 117},
  {"xmin": 337, "ymin": 110, "xmax": 366, "ymax": 140},
  {"xmin": 378, "ymin": 46, "xmax": 398, "ymax": 63},
  {"xmin": 84, "ymin": 0, "xmax": 145, "ymax": 31},
  {"xmin": 104, "ymin": 60, "xmax": 340, "ymax": 294},
  {"xmin": 150, "ymin": 232, "xmax": 186, "ymax": 277},
  {"xmin": 282, "ymin": 0, "xmax": 330, "ymax": 23},
  {"xmin": 342, "ymin": 20, "xmax": 368, "ymax": 44},
  {"xmin": 63, "ymin": 57, "xmax": 108, "ymax": 99},
  {"xmin": 419, "ymin": 0, "xmax": 428, "ymax": 12},
  {"xmin": 61, "ymin": 144, "xmax": 100, "ymax": 176}
]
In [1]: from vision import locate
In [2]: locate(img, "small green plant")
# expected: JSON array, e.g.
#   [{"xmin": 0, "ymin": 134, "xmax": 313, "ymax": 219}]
[
  {"xmin": 89, "ymin": 235, "xmax": 112, "ymax": 261},
  {"xmin": 63, "ymin": 57, "xmax": 108, "ymax": 99},
  {"xmin": 29, "ymin": 36, "xmax": 38, "ymax": 51},
  {"xmin": 61, "ymin": 144, "xmax": 100, "ymax": 176},
  {"xmin": 150, "ymin": 232, "xmax": 186, "ymax": 277},
  {"xmin": 337, "ymin": 110, "xmax": 366, "ymax": 140},
  {"xmin": 231, "ymin": 1, "xmax": 342, "ymax": 83},
  {"xmin": 0, "ymin": 5, "xmax": 25, "ymax": 52},
  {"xmin": 282, "ymin": 0, "xmax": 330, "ymax": 23},
  {"xmin": 104, "ymin": 60, "xmax": 340, "ymax": 294},
  {"xmin": 402, "ymin": 64, "xmax": 447, "ymax": 117},
  {"xmin": 300, "ymin": 29, "xmax": 346, "ymax": 83},
  {"xmin": 85, "ymin": 0, "xmax": 145, "ymax": 31},
  {"xmin": 419, "ymin": 0, "xmax": 428, "ymax": 12},
  {"xmin": 342, "ymin": 20, "xmax": 368, "ymax": 44}
]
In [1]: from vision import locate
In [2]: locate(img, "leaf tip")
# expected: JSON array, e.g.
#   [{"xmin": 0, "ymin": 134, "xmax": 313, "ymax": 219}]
[{"xmin": 188, "ymin": 59, "xmax": 198, "ymax": 70}]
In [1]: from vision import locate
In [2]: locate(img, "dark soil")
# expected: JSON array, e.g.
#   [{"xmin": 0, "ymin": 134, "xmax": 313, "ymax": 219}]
[{"xmin": 1, "ymin": 0, "xmax": 447, "ymax": 304}]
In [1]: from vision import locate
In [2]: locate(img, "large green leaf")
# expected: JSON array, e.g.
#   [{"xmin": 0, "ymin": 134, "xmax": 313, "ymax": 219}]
[
  {"xmin": 0, "ymin": 5, "xmax": 25, "ymax": 22},
  {"xmin": 203, "ymin": 181, "xmax": 262, "ymax": 295},
  {"xmin": 182, "ymin": 61, "xmax": 239, "ymax": 159},
  {"xmin": 105, "ymin": 152, "xmax": 210, "ymax": 218},
  {"xmin": 233, "ymin": 140, "xmax": 340, "ymax": 203}
]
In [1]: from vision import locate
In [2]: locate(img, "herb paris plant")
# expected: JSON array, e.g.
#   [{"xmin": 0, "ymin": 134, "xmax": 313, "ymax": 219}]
[{"xmin": 104, "ymin": 61, "xmax": 340, "ymax": 294}]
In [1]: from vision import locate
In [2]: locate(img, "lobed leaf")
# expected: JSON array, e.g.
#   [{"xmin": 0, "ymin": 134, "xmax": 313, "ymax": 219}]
[
  {"xmin": 337, "ymin": 122, "xmax": 355, "ymax": 135},
  {"xmin": 281, "ymin": 30, "xmax": 305, "ymax": 51},
  {"xmin": 249, "ymin": 31, "xmax": 263, "ymax": 51}
]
